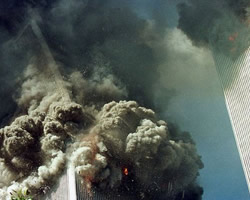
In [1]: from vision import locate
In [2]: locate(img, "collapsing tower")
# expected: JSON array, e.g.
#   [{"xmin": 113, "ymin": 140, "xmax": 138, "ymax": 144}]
[
  {"xmin": 214, "ymin": 46, "xmax": 250, "ymax": 191},
  {"xmin": 12, "ymin": 13, "xmax": 136, "ymax": 200}
]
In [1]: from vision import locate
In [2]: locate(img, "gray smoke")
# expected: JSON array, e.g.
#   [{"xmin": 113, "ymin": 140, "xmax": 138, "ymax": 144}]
[
  {"xmin": 0, "ymin": 60, "xmax": 203, "ymax": 199},
  {"xmin": 177, "ymin": 0, "xmax": 250, "ymax": 57},
  {"xmin": 71, "ymin": 101, "xmax": 203, "ymax": 200},
  {"xmin": 0, "ymin": 0, "xmax": 205, "ymax": 199},
  {"xmin": 0, "ymin": 57, "xmax": 127, "ymax": 198}
]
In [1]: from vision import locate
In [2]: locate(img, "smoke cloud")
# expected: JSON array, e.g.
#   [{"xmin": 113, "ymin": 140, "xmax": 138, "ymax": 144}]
[
  {"xmin": 0, "ymin": 61, "xmax": 203, "ymax": 199},
  {"xmin": 0, "ymin": 0, "xmax": 205, "ymax": 199},
  {"xmin": 154, "ymin": 28, "xmax": 218, "ymax": 109},
  {"xmin": 72, "ymin": 100, "xmax": 203, "ymax": 199},
  {"xmin": 177, "ymin": 0, "xmax": 250, "ymax": 57}
]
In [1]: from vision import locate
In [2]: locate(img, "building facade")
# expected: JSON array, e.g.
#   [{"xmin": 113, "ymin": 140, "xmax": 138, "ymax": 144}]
[{"xmin": 214, "ymin": 47, "xmax": 250, "ymax": 191}]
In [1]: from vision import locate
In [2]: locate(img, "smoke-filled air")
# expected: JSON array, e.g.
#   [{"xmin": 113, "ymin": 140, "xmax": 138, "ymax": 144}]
[
  {"xmin": 0, "ymin": 57, "xmax": 203, "ymax": 199},
  {"xmin": 178, "ymin": 0, "xmax": 250, "ymax": 56},
  {"xmin": 2, "ymin": 0, "xmax": 248, "ymax": 199}
]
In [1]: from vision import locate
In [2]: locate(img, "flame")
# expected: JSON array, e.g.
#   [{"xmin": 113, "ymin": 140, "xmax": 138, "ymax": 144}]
[
  {"xmin": 123, "ymin": 167, "xmax": 129, "ymax": 176},
  {"xmin": 228, "ymin": 32, "xmax": 238, "ymax": 41},
  {"xmin": 81, "ymin": 133, "xmax": 99, "ymax": 196}
]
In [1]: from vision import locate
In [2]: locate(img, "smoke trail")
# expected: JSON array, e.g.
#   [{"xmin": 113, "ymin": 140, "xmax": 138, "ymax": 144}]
[{"xmin": 0, "ymin": 0, "xmax": 169, "ymax": 117}]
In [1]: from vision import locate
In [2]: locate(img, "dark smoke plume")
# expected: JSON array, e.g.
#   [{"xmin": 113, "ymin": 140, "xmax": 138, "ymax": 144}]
[
  {"xmin": 177, "ymin": 0, "xmax": 250, "ymax": 57},
  {"xmin": 0, "ymin": 0, "xmax": 204, "ymax": 199}
]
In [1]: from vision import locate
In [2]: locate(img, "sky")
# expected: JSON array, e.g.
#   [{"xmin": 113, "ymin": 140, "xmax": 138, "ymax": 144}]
[
  {"xmin": 147, "ymin": 0, "xmax": 250, "ymax": 199},
  {"xmin": 165, "ymin": 65, "xmax": 249, "ymax": 200}
]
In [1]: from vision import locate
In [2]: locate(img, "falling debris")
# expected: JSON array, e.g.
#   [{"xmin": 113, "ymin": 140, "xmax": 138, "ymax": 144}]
[
  {"xmin": 0, "ymin": 59, "xmax": 203, "ymax": 199},
  {"xmin": 0, "ymin": 0, "xmax": 205, "ymax": 199}
]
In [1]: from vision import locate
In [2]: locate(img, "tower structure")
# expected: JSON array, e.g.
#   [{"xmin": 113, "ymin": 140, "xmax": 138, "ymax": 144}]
[{"xmin": 214, "ymin": 46, "xmax": 250, "ymax": 191}]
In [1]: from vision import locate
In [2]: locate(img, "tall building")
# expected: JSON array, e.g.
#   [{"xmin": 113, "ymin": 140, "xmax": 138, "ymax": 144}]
[
  {"xmin": 14, "ymin": 15, "xmax": 136, "ymax": 200},
  {"xmin": 214, "ymin": 46, "xmax": 250, "ymax": 191}
]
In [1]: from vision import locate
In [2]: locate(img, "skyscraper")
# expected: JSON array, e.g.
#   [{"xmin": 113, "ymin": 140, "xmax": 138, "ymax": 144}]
[{"xmin": 214, "ymin": 46, "xmax": 250, "ymax": 191}]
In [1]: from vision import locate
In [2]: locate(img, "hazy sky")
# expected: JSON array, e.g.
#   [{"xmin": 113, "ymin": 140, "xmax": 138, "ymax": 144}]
[
  {"xmin": 165, "ymin": 68, "xmax": 249, "ymax": 200},
  {"xmin": 148, "ymin": 1, "xmax": 250, "ymax": 199}
]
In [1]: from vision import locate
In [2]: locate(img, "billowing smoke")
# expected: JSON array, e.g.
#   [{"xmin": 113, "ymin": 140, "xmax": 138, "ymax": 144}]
[
  {"xmin": 177, "ymin": 0, "xmax": 250, "ymax": 57},
  {"xmin": 72, "ymin": 100, "xmax": 203, "ymax": 198},
  {"xmin": 0, "ymin": 53, "xmax": 128, "ymax": 198},
  {"xmin": 0, "ymin": 0, "xmax": 173, "ymax": 122},
  {"xmin": 0, "ymin": 0, "xmax": 204, "ymax": 199},
  {"xmin": 0, "ymin": 62, "xmax": 203, "ymax": 199}
]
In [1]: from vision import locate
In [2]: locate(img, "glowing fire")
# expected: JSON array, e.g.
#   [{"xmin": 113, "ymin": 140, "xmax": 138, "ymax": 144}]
[
  {"xmin": 123, "ymin": 167, "xmax": 129, "ymax": 176},
  {"xmin": 228, "ymin": 32, "xmax": 238, "ymax": 41},
  {"xmin": 81, "ymin": 133, "xmax": 99, "ymax": 195},
  {"xmin": 85, "ymin": 177, "xmax": 93, "ymax": 196}
]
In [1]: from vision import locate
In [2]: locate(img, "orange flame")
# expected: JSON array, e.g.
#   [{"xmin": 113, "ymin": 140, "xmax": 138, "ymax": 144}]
[
  {"xmin": 85, "ymin": 177, "xmax": 93, "ymax": 196},
  {"xmin": 228, "ymin": 32, "xmax": 238, "ymax": 41},
  {"xmin": 80, "ymin": 132, "xmax": 99, "ymax": 196},
  {"xmin": 123, "ymin": 168, "xmax": 129, "ymax": 176}
]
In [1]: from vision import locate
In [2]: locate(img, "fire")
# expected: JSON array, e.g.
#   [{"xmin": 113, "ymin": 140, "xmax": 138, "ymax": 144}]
[
  {"xmin": 85, "ymin": 177, "xmax": 93, "ymax": 196},
  {"xmin": 123, "ymin": 167, "xmax": 129, "ymax": 176},
  {"xmin": 228, "ymin": 32, "xmax": 238, "ymax": 41},
  {"xmin": 80, "ymin": 133, "xmax": 99, "ymax": 195}
]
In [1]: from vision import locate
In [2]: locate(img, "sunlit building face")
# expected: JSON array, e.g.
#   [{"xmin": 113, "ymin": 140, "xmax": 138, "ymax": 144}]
[{"xmin": 214, "ymin": 46, "xmax": 250, "ymax": 191}]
